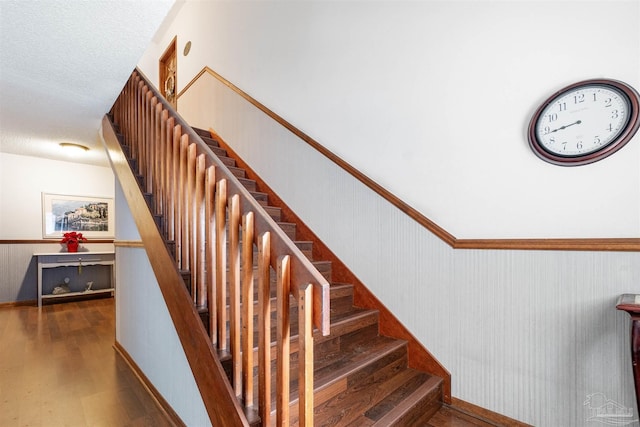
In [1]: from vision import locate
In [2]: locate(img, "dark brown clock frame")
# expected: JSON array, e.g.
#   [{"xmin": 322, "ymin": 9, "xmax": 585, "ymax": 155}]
[{"xmin": 527, "ymin": 79, "xmax": 640, "ymax": 166}]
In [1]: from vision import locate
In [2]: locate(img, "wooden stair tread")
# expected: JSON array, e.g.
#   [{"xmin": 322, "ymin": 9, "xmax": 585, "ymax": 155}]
[
  {"xmin": 227, "ymin": 165, "xmax": 246, "ymax": 178},
  {"xmin": 369, "ymin": 374, "xmax": 442, "ymax": 426},
  {"xmin": 199, "ymin": 135, "xmax": 219, "ymax": 147},
  {"xmin": 238, "ymin": 177, "xmax": 257, "ymax": 192},
  {"xmin": 218, "ymin": 155, "xmax": 236, "ymax": 167},
  {"xmin": 207, "ymin": 144, "xmax": 227, "ymax": 158}
]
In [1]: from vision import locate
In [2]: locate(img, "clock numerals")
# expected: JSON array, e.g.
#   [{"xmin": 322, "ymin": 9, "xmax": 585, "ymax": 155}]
[
  {"xmin": 559, "ymin": 141, "xmax": 583, "ymax": 152},
  {"xmin": 605, "ymin": 98, "xmax": 612, "ymax": 107},
  {"xmin": 574, "ymin": 93, "xmax": 585, "ymax": 104},
  {"xmin": 594, "ymin": 136, "xmax": 601, "ymax": 145},
  {"xmin": 548, "ymin": 113, "xmax": 558, "ymax": 122}
]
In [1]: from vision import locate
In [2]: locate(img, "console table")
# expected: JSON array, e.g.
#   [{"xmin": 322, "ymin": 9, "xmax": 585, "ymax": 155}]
[
  {"xmin": 35, "ymin": 252, "xmax": 115, "ymax": 307},
  {"xmin": 616, "ymin": 294, "xmax": 640, "ymax": 411}
]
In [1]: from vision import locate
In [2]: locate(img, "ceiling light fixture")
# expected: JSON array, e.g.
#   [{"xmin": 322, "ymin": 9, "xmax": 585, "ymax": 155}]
[{"xmin": 59, "ymin": 142, "xmax": 89, "ymax": 153}]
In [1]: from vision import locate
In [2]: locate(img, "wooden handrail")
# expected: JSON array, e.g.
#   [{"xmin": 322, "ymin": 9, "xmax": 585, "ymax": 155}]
[
  {"xmin": 105, "ymin": 68, "xmax": 330, "ymax": 426},
  {"xmin": 178, "ymin": 66, "xmax": 640, "ymax": 253}
]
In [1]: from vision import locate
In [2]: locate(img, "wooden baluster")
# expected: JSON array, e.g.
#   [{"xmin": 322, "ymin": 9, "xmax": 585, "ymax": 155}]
[
  {"xmin": 163, "ymin": 116, "xmax": 174, "ymax": 238},
  {"xmin": 138, "ymin": 81, "xmax": 145, "ymax": 168},
  {"xmin": 122, "ymin": 77, "xmax": 130, "ymax": 148},
  {"xmin": 215, "ymin": 178, "xmax": 228, "ymax": 351},
  {"xmin": 258, "ymin": 232, "xmax": 272, "ymax": 427},
  {"xmin": 160, "ymin": 114, "xmax": 175, "ymax": 240},
  {"xmin": 156, "ymin": 105, "xmax": 167, "ymax": 219},
  {"xmin": 298, "ymin": 283, "xmax": 314, "ymax": 427},
  {"xmin": 123, "ymin": 75, "xmax": 130, "ymax": 144},
  {"xmin": 150, "ymin": 99, "xmax": 160, "ymax": 203},
  {"xmin": 134, "ymin": 78, "xmax": 144, "ymax": 165},
  {"xmin": 178, "ymin": 135, "xmax": 189, "ymax": 272},
  {"xmin": 137, "ymin": 84, "xmax": 145, "ymax": 176},
  {"xmin": 242, "ymin": 211, "xmax": 255, "ymax": 406},
  {"xmin": 187, "ymin": 143, "xmax": 197, "ymax": 302},
  {"xmin": 144, "ymin": 90, "xmax": 153, "ymax": 192},
  {"xmin": 277, "ymin": 255, "xmax": 291, "ymax": 426},
  {"xmin": 195, "ymin": 153, "xmax": 206, "ymax": 308},
  {"xmin": 138, "ymin": 81, "xmax": 145, "ymax": 169},
  {"xmin": 132, "ymin": 79, "xmax": 139, "ymax": 168},
  {"xmin": 205, "ymin": 166, "xmax": 217, "ymax": 345},
  {"xmin": 129, "ymin": 75, "xmax": 136, "ymax": 146},
  {"xmin": 170, "ymin": 125, "xmax": 182, "ymax": 245},
  {"xmin": 148, "ymin": 96, "xmax": 156, "ymax": 195},
  {"xmin": 229, "ymin": 194, "xmax": 242, "ymax": 396},
  {"xmin": 141, "ymin": 86, "xmax": 148, "ymax": 179}
]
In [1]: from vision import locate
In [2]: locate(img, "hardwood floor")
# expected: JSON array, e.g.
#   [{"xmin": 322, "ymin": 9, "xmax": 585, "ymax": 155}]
[
  {"xmin": 0, "ymin": 297, "xmax": 511, "ymax": 427},
  {"xmin": 0, "ymin": 297, "xmax": 172, "ymax": 427}
]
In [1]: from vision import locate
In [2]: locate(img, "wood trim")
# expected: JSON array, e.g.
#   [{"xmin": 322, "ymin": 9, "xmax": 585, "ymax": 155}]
[
  {"xmin": 102, "ymin": 115, "xmax": 250, "ymax": 427},
  {"xmin": 114, "ymin": 341, "xmax": 186, "ymax": 427},
  {"xmin": 0, "ymin": 299, "xmax": 36, "ymax": 308},
  {"xmin": 114, "ymin": 240, "xmax": 144, "ymax": 248},
  {"xmin": 453, "ymin": 238, "xmax": 640, "ymax": 251},
  {"xmin": 180, "ymin": 67, "xmax": 640, "ymax": 252},
  {"xmin": 449, "ymin": 397, "xmax": 533, "ymax": 427},
  {"xmin": 212, "ymin": 131, "xmax": 453, "ymax": 404}
]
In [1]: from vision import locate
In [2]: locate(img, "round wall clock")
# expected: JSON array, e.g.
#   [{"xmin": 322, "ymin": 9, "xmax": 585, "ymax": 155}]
[{"xmin": 528, "ymin": 79, "xmax": 640, "ymax": 166}]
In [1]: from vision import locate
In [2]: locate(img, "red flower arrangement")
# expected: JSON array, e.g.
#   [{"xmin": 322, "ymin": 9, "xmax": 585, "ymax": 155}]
[{"xmin": 60, "ymin": 232, "xmax": 87, "ymax": 252}]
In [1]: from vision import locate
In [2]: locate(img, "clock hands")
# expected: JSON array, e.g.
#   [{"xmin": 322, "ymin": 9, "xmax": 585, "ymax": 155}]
[{"xmin": 549, "ymin": 120, "xmax": 582, "ymax": 134}]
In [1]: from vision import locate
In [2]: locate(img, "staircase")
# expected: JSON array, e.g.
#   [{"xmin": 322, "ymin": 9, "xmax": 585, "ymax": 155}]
[
  {"xmin": 190, "ymin": 127, "xmax": 444, "ymax": 425},
  {"xmin": 105, "ymin": 69, "xmax": 447, "ymax": 426}
]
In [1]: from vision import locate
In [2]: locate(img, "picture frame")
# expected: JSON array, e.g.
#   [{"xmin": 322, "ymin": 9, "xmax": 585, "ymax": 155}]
[{"xmin": 42, "ymin": 193, "xmax": 114, "ymax": 239}]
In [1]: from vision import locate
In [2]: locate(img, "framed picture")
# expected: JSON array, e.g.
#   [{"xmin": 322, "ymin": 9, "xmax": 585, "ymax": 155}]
[{"xmin": 42, "ymin": 193, "xmax": 114, "ymax": 239}]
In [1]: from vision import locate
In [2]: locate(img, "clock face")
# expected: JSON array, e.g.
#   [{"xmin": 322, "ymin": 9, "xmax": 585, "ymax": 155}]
[{"xmin": 528, "ymin": 79, "xmax": 640, "ymax": 166}]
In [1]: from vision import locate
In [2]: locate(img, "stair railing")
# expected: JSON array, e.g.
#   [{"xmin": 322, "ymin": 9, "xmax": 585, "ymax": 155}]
[{"xmin": 105, "ymin": 68, "xmax": 331, "ymax": 426}]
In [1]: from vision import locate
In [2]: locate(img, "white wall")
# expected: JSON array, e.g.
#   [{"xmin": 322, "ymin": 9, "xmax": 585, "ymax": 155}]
[
  {"xmin": 0, "ymin": 152, "xmax": 115, "ymax": 239},
  {"xmin": 0, "ymin": 152, "xmax": 115, "ymax": 302},
  {"xmin": 139, "ymin": 0, "xmax": 640, "ymax": 240}
]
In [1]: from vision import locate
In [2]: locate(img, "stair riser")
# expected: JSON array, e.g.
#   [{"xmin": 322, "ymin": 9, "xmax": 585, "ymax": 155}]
[{"xmin": 208, "ymin": 145, "xmax": 227, "ymax": 157}]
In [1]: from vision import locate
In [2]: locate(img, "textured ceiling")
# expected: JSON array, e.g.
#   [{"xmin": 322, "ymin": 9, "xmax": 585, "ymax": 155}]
[{"xmin": 0, "ymin": 0, "xmax": 175, "ymax": 167}]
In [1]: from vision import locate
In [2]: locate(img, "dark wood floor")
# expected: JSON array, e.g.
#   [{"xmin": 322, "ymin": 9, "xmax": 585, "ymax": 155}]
[{"xmin": 0, "ymin": 298, "xmax": 506, "ymax": 427}]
